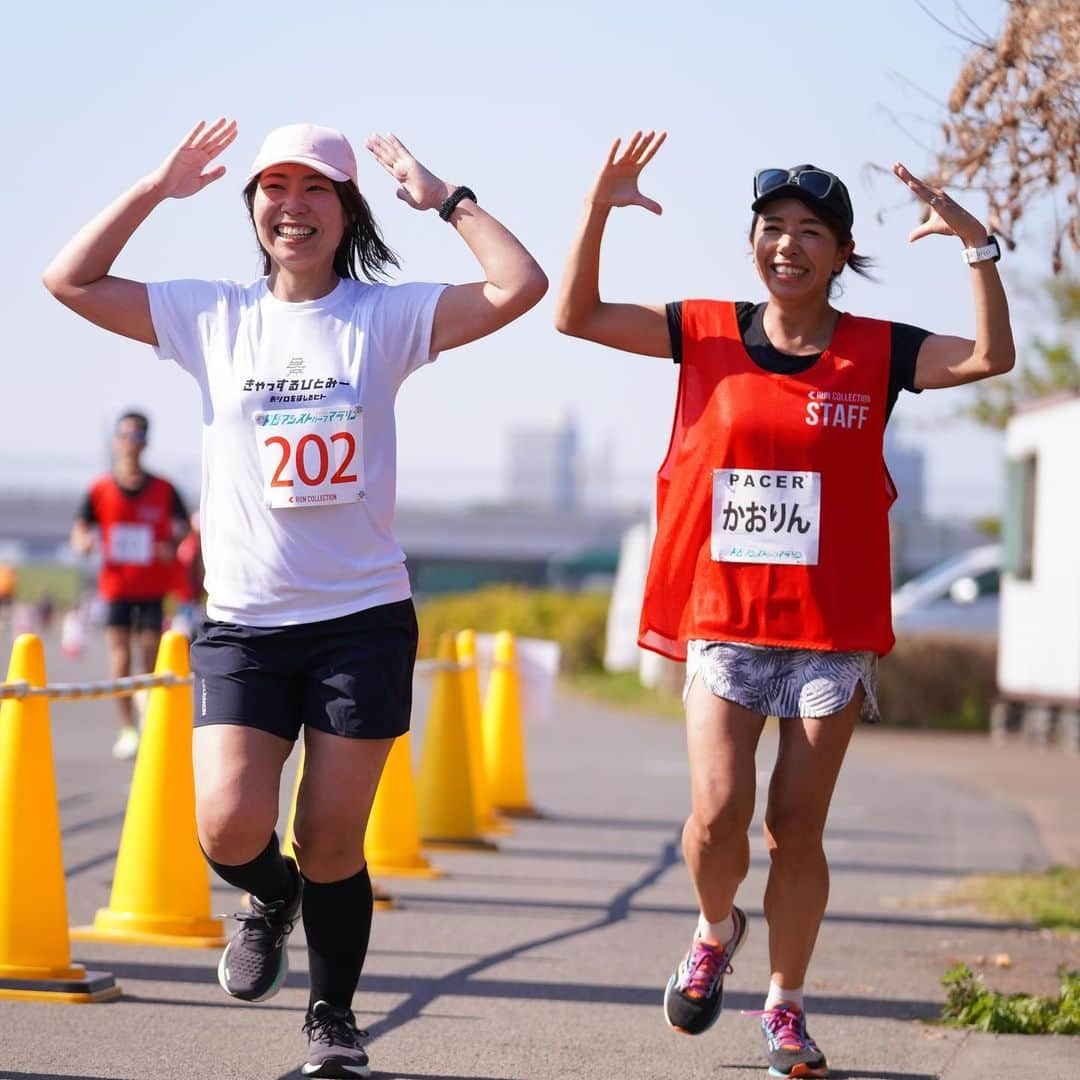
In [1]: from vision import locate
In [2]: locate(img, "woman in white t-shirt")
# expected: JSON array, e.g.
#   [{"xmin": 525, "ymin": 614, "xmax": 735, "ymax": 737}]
[{"xmin": 43, "ymin": 118, "xmax": 546, "ymax": 1078}]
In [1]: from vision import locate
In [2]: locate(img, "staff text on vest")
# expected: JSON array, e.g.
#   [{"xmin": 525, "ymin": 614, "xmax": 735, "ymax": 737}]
[{"xmin": 805, "ymin": 401, "xmax": 870, "ymax": 429}]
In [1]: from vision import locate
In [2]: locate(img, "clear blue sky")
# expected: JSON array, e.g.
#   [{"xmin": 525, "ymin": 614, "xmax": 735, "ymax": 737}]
[{"xmin": 4, "ymin": 0, "xmax": 1062, "ymax": 517}]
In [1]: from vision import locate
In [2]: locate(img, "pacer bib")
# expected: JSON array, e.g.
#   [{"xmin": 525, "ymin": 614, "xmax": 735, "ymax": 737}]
[
  {"xmin": 711, "ymin": 468, "xmax": 821, "ymax": 565},
  {"xmin": 255, "ymin": 405, "xmax": 365, "ymax": 509}
]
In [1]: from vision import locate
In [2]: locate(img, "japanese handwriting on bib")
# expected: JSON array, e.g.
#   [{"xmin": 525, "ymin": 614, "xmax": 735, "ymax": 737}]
[
  {"xmin": 254, "ymin": 406, "xmax": 365, "ymax": 509},
  {"xmin": 711, "ymin": 469, "xmax": 821, "ymax": 565}
]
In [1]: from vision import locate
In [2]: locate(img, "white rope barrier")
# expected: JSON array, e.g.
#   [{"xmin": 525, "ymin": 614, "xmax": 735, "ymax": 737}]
[
  {"xmin": 0, "ymin": 672, "xmax": 193, "ymax": 702},
  {"xmin": 0, "ymin": 658, "xmax": 509, "ymax": 700}
]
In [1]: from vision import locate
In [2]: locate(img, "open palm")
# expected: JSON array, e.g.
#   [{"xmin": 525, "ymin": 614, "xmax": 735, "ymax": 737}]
[
  {"xmin": 365, "ymin": 133, "xmax": 448, "ymax": 211},
  {"xmin": 893, "ymin": 162, "xmax": 987, "ymax": 247},
  {"xmin": 153, "ymin": 119, "xmax": 238, "ymax": 200},
  {"xmin": 590, "ymin": 131, "xmax": 667, "ymax": 214}
]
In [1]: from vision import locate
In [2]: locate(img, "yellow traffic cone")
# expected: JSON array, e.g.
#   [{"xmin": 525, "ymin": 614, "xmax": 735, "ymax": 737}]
[
  {"xmin": 72, "ymin": 632, "xmax": 224, "ymax": 948},
  {"xmin": 366, "ymin": 732, "xmax": 442, "ymax": 878},
  {"xmin": 281, "ymin": 743, "xmax": 304, "ymax": 861},
  {"xmin": 0, "ymin": 635, "xmax": 120, "ymax": 1001},
  {"xmin": 457, "ymin": 629, "xmax": 512, "ymax": 836},
  {"xmin": 482, "ymin": 631, "xmax": 540, "ymax": 818},
  {"xmin": 418, "ymin": 634, "xmax": 497, "ymax": 850},
  {"xmin": 283, "ymin": 740, "xmax": 399, "ymax": 907}
]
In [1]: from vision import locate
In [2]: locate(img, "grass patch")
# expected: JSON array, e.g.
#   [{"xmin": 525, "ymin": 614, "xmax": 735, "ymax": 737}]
[
  {"xmin": 945, "ymin": 866, "xmax": 1080, "ymax": 932},
  {"xmin": 941, "ymin": 963, "xmax": 1080, "ymax": 1034},
  {"xmin": 564, "ymin": 669, "xmax": 684, "ymax": 721},
  {"xmin": 12, "ymin": 563, "xmax": 83, "ymax": 609}
]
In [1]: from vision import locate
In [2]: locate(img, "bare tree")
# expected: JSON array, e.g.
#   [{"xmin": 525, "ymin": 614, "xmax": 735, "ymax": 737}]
[{"xmin": 924, "ymin": 0, "xmax": 1078, "ymax": 272}]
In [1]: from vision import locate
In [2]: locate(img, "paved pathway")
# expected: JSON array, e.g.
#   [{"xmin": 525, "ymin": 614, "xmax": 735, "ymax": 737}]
[{"xmin": 1, "ymin": 629, "xmax": 1077, "ymax": 1079}]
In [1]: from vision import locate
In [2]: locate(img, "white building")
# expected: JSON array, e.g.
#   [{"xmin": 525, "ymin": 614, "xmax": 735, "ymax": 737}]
[
  {"xmin": 505, "ymin": 410, "xmax": 580, "ymax": 509},
  {"xmin": 996, "ymin": 393, "xmax": 1080, "ymax": 749}
]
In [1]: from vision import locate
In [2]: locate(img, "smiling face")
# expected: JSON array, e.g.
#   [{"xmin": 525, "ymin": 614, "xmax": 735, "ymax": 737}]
[
  {"xmin": 251, "ymin": 163, "xmax": 349, "ymax": 277},
  {"xmin": 751, "ymin": 197, "xmax": 854, "ymax": 303}
]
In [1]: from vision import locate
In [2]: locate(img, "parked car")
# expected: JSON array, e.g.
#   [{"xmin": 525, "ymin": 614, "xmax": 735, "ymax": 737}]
[{"xmin": 891, "ymin": 543, "xmax": 1001, "ymax": 638}]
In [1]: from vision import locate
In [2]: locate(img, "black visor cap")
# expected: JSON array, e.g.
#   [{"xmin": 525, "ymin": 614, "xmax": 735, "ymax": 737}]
[{"xmin": 751, "ymin": 165, "xmax": 854, "ymax": 234}]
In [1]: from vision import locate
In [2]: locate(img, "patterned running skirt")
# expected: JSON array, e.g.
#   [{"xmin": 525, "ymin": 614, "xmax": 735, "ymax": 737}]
[{"xmin": 684, "ymin": 639, "xmax": 881, "ymax": 723}]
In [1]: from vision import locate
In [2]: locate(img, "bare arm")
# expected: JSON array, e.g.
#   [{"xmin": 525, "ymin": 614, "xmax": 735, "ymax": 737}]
[
  {"xmin": 554, "ymin": 131, "xmax": 671, "ymax": 358},
  {"xmin": 892, "ymin": 163, "xmax": 1015, "ymax": 390},
  {"xmin": 42, "ymin": 119, "xmax": 238, "ymax": 346},
  {"xmin": 364, "ymin": 134, "xmax": 547, "ymax": 353},
  {"xmin": 70, "ymin": 519, "xmax": 95, "ymax": 557}
]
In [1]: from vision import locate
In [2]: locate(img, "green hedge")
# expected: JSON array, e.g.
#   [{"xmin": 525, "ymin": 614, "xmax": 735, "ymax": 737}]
[
  {"xmin": 878, "ymin": 634, "xmax": 998, "ymax": 730},
  {"xmin": 417, "ymin": 586, "xmax": 609, "ymax": 673},
  {"xmin": 418, "ymin": 588, "xmax": 999, "ymax": 731}
]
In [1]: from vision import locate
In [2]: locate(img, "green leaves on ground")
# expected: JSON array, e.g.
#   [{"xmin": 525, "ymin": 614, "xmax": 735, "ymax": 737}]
[{"xmin": 941, "ymin": 963, "xmax": 1080, "ymax": 1034}]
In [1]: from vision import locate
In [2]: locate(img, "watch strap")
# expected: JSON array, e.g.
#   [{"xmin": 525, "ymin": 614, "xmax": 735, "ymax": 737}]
[
  {"xmin": 962, "ymin": 235, "xmax": 1001, "ymax": 265},
  {"xmin": 439, "ymin": 186, "xmax": 477, "ymax": 222}
]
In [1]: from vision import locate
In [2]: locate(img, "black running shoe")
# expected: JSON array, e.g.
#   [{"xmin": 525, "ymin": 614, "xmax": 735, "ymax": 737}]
[
  {"xmin": 663, "ymin": 906, "xmax": 749, "ymax": 1035},
  {"xmin": 217, "ymin": 857, "xmax": 302, "ymax": 1002},
  {"xmin": 302, "ymin": 1000, "xmax": 371, "ymax": 1078},
  {"xmin": 756, "ymin": 1002, "xmax": 828, "ymax": 1078}
]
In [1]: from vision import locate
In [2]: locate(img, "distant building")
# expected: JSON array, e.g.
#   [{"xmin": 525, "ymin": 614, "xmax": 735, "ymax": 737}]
[
  {"xmin": 0, "ymin": 492, "xmax": 639, "ymax": 600},
  {"xmin": 505, "ymin": 410, "xmax": 580, "ymax": 509}
]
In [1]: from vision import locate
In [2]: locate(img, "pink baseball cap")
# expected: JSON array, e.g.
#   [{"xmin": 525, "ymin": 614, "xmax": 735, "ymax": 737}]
[{"xmin": 246, "ymin": 123, "xmax": 358, "ymax": 187}]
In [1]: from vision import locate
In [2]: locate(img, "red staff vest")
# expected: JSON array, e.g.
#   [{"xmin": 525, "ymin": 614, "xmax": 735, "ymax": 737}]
[
  {"xmin": 87, "ymin": 475, "xmax": 180, "ymax": 601},
  {"xmin": 639, "ymin": 300, "xmax": 896, "ymax": 660}
]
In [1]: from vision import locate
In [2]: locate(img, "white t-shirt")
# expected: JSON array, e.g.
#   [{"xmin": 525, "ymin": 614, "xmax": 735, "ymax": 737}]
[{"xmin": 148, "ymin": 276, "xmax": 447, "ymax": 627}]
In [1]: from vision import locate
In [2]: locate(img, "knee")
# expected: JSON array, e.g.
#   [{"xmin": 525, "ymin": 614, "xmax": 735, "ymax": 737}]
[
  {"xmin": 197, "ymin": 791, "xmax": 276, "ymax": 865},
  {"xmin": 292, "ymin": 809, "xmax": 365, "ymax": 880},
  {"xmin": 763, "ymin": 804, "xmax": 825, "ymax": 859},
  {"xmin": 685, "ymin": 797, "xmax": 752, "ymax": 853}
]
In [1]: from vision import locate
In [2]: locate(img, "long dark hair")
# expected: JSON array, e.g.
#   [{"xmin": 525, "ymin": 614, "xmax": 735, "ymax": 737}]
[
  {"xmin": 243, "ymin": 177, "xmax": 400, "ymax": 281},
  {"xmin": 749, "ymin": 210, "xmax": 876, "ymax": 296}
]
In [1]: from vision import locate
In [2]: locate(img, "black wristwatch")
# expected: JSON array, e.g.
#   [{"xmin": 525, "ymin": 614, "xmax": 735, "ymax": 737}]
[{"xmin": 439, "ymin": 186, "xmax": 477, "ymax": 222}]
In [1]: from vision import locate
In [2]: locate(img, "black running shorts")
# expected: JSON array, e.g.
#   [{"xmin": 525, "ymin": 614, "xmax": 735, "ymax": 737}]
[
  {"xmin": 106, "ymin": 598, "xmax": 165, "ymax": 632},
  {"xmin": 190, "ymin": 598, "xmax": 418, "ymax": 741}
]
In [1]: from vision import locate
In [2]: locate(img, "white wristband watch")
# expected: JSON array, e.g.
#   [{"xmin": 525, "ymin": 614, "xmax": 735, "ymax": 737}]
[{"xmin": 961, "ymin": 235, "xmax": 1001, "ymax": 265}]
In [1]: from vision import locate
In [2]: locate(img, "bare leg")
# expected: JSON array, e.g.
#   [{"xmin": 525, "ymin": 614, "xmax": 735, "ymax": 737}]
[
  {"xmin": 293, "ymin": 729, "xmax": 393, "ymax": 882},
  {"xmin": 137, "ymin": 627, "xmax": 161, "ymax": 675},
  {"xmin": 762, "ymin": 688, "xmax": 862, "ymax": 992},
  {"xmin": 193, "ymin": 724, "xmax": 293, "ymax": 863},
  {"xmin": 683, "ymin": 675, "xmax": 767, "ymax": 922},
  {"xmin": 104, "ymin": 626, "xmax": 135, "ymax": 732}
]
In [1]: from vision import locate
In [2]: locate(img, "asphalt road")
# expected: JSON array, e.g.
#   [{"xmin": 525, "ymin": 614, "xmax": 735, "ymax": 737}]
[{"xmin": 0, "ymin": 627, "xmax": 1077, "ymax": 1079}]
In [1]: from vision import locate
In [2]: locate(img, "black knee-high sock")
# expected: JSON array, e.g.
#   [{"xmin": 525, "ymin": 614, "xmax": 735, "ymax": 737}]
[
  {"xmin": 203, "ymin": 833, "xmax": 296, "ymax": 904},
  {"xmin": 302, "ymin": 866, "xmax": 374, "ymax": 1012}
]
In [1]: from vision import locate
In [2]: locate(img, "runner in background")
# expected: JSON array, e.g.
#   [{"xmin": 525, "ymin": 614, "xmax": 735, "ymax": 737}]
[
  {"xmin": 169, "ymin": 510, "xmax": 205, "ymax": 637},
  {"xmin": 555, "ymin": 132, "xmax": 1014, "ymax": 1078},
  {"xmin": 70, "ymin": 410, "xmax": 190, "ymax": 759}
]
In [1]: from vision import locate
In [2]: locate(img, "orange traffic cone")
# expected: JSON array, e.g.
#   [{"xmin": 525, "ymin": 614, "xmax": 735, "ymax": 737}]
[
  {"xmin": 366, "ymin": 732, "xmax": 442, "ymax": 878},
  {"xmin": 72, "ymin": 632, "xmax": 224, "ymax": 947},
  {"xmin": 457, "ymin": 629, "xmax": 511, "ymax": 836},
  {"xmin": 482, "ymin": 631, "xmax": 540, "ymax": 818},
  {"xmin": 0, "ymin": 635, "xmax": 120, "ymax": 1001},
  {"xmin": 418, "ymin": 634, "xmax": 497, "ymax": 850},
  {"xmin": 283, "ymin": 740, "xmax": 398, "ymax": 908}
]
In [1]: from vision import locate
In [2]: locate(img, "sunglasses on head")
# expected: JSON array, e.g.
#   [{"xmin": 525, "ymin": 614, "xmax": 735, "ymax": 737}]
[{"xmin": 753, "ymin": 167, "xmax": 851, "ymax": 212}]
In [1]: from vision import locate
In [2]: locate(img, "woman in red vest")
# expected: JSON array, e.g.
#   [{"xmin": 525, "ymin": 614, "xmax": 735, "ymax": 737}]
[{"xmin": 555, "ymin": 132, "xmax": 1014, "ymax": 1078}]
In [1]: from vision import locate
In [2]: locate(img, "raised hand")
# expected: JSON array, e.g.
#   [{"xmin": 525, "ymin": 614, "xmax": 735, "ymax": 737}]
[
  {"xmin": 151, "ymin": 119, "xmax": 238, "ymax": 200},
  {"xmin": 893, "ymin": 163, "xmax": 989, "ymax": 248},
  {"xmin": 589, "ymin": 131, "xmax": 667, "ymax": 214},
  {"xmin": 364, "ymin": 133, "xmax": 450, "ymax": 212}
]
